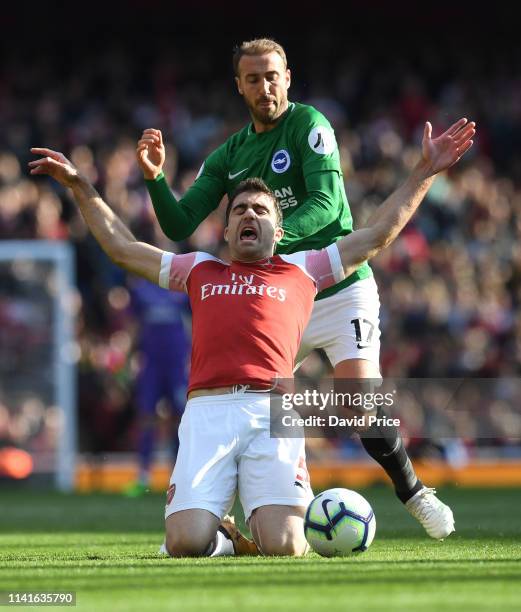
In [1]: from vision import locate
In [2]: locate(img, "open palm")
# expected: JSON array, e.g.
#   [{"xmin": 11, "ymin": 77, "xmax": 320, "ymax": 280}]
[
  {"xmin": 29, "ymin": 148, "xmax": 78, "ymax": 187},
  {"xmin": 422, "ymin": 118, "xmax": 475, "ymax": 175}
]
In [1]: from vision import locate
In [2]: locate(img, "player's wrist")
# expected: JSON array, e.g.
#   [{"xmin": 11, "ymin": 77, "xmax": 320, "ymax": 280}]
[
  {"xmin": 69, "ymin": 173, "xmax": 98, "ymax": 198},
  {"xmin": 66, "ymin": 170, "xmax": 86, "ymax": 189},
  {"xmin": 411, "ymin": 158, "xmax": 434, "ymax": 182},
  {"xmin": 143, "ymin": 169, "xmax": 164, "ymax": 181}
]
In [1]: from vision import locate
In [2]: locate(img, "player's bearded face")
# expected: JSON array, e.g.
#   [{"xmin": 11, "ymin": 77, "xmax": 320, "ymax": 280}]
[
  {"xmin": 236, "ymin": 52, "xmax": 290, "ymax": 126},
  {"xmin": 224, "ymin": 192, "xmax": 284, "ymax": 261}
]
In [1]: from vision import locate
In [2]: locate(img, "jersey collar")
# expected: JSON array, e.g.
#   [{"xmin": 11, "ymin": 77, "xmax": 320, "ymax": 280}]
[{"xmin": 231, "ymin": 256, "xmax": 276, "ymax": 268}]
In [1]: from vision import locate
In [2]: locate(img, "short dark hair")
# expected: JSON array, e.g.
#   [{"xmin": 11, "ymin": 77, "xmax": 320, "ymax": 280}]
[
  {"xmin": 225, "ymin": 178, "xmax": 282, "ymax": 226},
  {"xmin": 232, "ymin": 38, "xmax": 288, "ymax": 77}
]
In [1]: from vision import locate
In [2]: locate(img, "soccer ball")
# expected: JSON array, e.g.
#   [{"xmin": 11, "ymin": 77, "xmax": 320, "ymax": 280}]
[{"xmin": 304, "ymin": 488, "xmax": 376, "ymax": 557}]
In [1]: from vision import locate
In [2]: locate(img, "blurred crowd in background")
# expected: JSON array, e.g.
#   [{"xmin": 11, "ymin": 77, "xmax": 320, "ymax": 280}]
[{"xmin": 1, "ymin": 8, "xmax": 521, "ymax": 462}]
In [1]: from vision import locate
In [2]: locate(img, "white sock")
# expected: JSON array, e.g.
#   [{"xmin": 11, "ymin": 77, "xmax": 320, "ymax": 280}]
[
  {"xmin": 208, "ymin": 529, "xmax": 235, "ymax": 557},
  {"xmin": 158, "ymin": 529, "xmax": 235, "ymax": 557}
]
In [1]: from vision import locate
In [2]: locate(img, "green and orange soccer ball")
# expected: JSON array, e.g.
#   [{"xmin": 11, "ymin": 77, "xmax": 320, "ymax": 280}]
[{"xmin": 304, "ymin": 488, "xmax": 376, "ymax": 557}]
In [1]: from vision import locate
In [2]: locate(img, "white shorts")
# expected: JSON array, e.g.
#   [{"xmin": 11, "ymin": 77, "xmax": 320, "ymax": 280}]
[
  {"xmin": 296, "ymin": 276, "xmax": 381, "ymax": 370},
  {"xmin": 165, "ymin": 393, "xmax": 313, "ymax": 522}
]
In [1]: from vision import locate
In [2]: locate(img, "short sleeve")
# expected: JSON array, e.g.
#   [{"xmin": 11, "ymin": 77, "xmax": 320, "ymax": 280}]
[
  {"xmin": 158, "ymin": 251, "xmax": 225, "ymax": 292},
  {"xmin": 304, "ymin": 244, "xmax": 345, "ymax": 292},
  {"xmin": 158, "ymin": 252, "xmax": 199, "ymax": 292},
  {"xmin": 279, "ymin": 243, "xmax": 345, "ymax": 293}
]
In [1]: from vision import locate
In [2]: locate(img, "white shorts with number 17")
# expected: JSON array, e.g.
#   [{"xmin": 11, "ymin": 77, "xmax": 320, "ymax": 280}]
[
  {"xmin": 296, "ymin": 276, "xmax": 382, "ymax": 370},
  {"xmin": 165, "ymin": 393, "xmax": 313, "ymax": 522}
]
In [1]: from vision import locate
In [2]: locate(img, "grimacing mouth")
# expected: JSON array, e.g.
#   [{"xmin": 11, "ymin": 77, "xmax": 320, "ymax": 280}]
[{"xmin": 240, "ymin": 225, "xmax": 258, "ymax": 241}]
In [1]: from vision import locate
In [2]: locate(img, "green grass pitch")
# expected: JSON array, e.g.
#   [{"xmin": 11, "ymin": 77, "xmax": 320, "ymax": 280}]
[{"xmin": 1, "ymin": 486, "xmax": 520, "ymax": 611}]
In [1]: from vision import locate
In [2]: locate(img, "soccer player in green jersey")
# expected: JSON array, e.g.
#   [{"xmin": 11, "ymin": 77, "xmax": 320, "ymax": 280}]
[{"xmin": 137, "ymin": 38, "xmax": 455, "ymax": 539}]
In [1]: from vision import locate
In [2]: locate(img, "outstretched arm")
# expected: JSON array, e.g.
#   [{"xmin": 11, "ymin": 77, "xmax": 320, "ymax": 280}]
[
  {"xmin": 337, "ymin": 118, "xmax": 475, "ymax": 276},
  {"xmin": 29, "ymin": 148, "xmax": 163, "ymax": 284}
]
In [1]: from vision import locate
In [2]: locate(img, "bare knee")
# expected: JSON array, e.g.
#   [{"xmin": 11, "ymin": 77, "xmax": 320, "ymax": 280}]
[
  {"xmin": 165, "ymin": 529, "xmax": 213, "ymax": 557},
  {"xmin": 164, "ymin": 509, "xmax": 219, "ymax": 557},
  {"xmin": 260, "ymin": 534, "xmax": 308, "ymax": 557},
  {"xmin": 250, "ymin": 507, "xmax": 308, "ymax": 557}
]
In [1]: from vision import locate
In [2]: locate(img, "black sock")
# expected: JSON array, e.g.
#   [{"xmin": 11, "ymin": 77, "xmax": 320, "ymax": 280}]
[{"xmin": 359, "ymin": 408, "xmax": 423, "ymax": 504}]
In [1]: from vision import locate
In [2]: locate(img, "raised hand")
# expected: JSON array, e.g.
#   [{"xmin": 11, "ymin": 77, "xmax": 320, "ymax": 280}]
[
  {"xmin": 28, "ymin": 148, "xmax": 79, "ymax": 187},
  {"xmin": 422, "ymin": 118, "xmax": 475, "ymax": 176},
  {"xmin": 136, "ymin": 129, "xmax": 165, "ymax": 180}
]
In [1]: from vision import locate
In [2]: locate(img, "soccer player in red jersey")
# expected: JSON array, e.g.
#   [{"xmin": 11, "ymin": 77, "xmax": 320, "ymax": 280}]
[{"xmin": 29, "ymin": 117, "xmax": 474, "ymax": 556}]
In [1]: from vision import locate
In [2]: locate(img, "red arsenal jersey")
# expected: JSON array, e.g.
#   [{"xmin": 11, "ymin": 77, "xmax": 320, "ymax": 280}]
[{"xmin": 158, "ymin": 245, "xmax": 344, "ymax": 393}]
